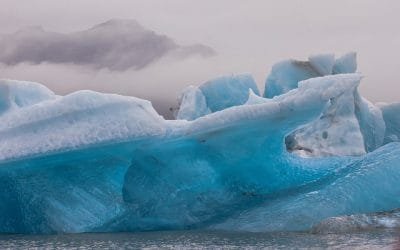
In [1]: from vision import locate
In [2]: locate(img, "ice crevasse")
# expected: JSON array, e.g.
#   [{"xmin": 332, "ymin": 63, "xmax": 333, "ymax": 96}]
[{"xmin": 0, "ymin": 52, "xmax": 399, "ymax": 234}]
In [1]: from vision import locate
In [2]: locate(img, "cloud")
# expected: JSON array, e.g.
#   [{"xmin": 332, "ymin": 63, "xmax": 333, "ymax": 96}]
[{"xmin": 0, "ymin": 19, "xmax": 215, "ymax": 71}]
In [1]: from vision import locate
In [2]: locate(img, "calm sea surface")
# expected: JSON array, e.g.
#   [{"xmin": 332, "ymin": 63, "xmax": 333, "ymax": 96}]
[{"xmin": 0, "ymin": 230, "xmax": 399, "ymax": 249}]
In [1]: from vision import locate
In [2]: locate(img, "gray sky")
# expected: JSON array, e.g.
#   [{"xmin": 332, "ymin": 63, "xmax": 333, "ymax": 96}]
[{"xmin": 0, "ymin": 0, "xmax": 399, "ymax": 118}]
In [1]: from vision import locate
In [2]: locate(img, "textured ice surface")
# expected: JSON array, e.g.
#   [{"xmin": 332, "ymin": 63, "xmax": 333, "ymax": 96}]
[
  {"xmin": 284, "ymin": 74, "xmax": 385, "ymax": 156},
  {"xmin": 285, "ymin": 74, "xmax": 366, "ymax": 157},
  {"xmin": 262, "ymin": 53, "xmax": 383, "ymax": 156},
  {"xmin": 176, "ymin": 74, "xmax": 259, "ymax": 120},
  {"xmin": 308, "ymin": 54, "xmax": 335, "ymax": 76},
  {"xmin": 0, "ymin": 73, "xmax": 352, "ymax": 233},
  {"xmin": 245, "ymin": 89, "xmax": 271, "ymax": 105},
  {"xmin": 199, "ymin": 74, "xmax": 260, "ymax": 112},
  {"xmin": 378, "ymin": 102, "xmax": 400, "ymax": 143},
  {"xmin": 354, "ymin": 93, "xmax": 385, "ymax": 152},
  {"xmin": 211, "ymin": 143, "xmax": 400, "ymax": 232},
  {"xmin": 0, "ymin": 79, "xmax": 55, "ymax": 115},
  {"xmin": 0, "ymin": 90, "xmax": 166, "ymax": 161},
  {"xmin": 264, "ymin": 59, "xmax": 320, "ymax": 98},
  {"xmin": 176, "ymin": 86, "xmax": 211, "ymax": 120},
  {"xmin": 264, "ymin": 52, "xmax": 357, "ymax": 98},
  {"xmin": 0, "ymin": 52, "xmax": 398, "ymax": 234},
  {"xmin": 333, "ymin": 52, "xmax": 357, "ymax": 74}
]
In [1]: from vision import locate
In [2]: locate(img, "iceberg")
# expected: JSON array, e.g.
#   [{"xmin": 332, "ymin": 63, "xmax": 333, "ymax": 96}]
[
  {"xmin": 284, "ymin": 74, "xmax": 366, "ymax": 157},
  {"xmin": 354, "ymin": 93, "xmax": 385, "ymax": 152},
  {"xmin": 211, "ymin": 142, "xmax": 400, "ymax": 232},
  {"xmin": 0, "ymin": 52, "xmax": 398, "ymax": 234},
  {"xmin": 333, "ymin": 52, "xmax": 357, "ymax": 74},
  {"xmin": 261, "ymin": 52, "xmax": 384, "ymax": 156},
  {"xmin": 378, "ymin": 102, "xmax": 400, "ymax": 143},
  {"xmin": 0, "ymin": 73, "xmax": 351, "ymax": 233},
  {"xmin": 175, "ymin": 86, "xmax": 211, "ymax": 120},
  {"xmin": 283, "ymin": 74, "xmax": 385, "ymax": 156},
  {"xmin": 308, "ymin": 54, "xmax": 335, "ymax": 76},
  {"xmin": 176, "ymin": 74, "xmax": 259, "ymax": 120},
  {"xmin": 0, "ymin": 79, "xmax": 56, "ymax": 115},
  {"xmin": 264, "ymin": 52, "xmax": 357, "ymax": 98},
  {"xmin": 0, "ymin": 90, "xmax": 166, "ymax": 161}
]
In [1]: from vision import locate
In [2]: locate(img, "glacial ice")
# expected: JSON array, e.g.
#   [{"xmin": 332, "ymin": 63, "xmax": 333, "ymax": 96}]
[
  {"xmin": 378, "ymin": 102, "xmax": 400, "ymax": 143},
  {"xmin": 261, "ymin": 52, "xmax": 384, "ymax": 155},
  {"xmin": 284, "ymin": 74, "xmax": 366, "ymax": 157},
  {"xmin": 354, "ymin": 93, "xmax": 385, "ymax": 152},
  {"xmin": 175, "ymin": 85, "xmax": 211, "ymax": 120},
  {"xmin": 0, "ymin": 52, "xmax": 399, "ymax": 234},
  {"xmin": 284, "ymin": 74, "xmax": 385, "ymax": 156},
  {"xmin": 308, "ymin": 54, "xmax": 335, "ymax": 76},
  {"xmin": 0, "ymin": 90, "xmax": 166, "ymax": 161},
  {"xmin": 211, "ymin": 142, "xmax": 400, "ymax": 232},
  {"xmin": 0, "ymin": 79, "xmax": 56, "ymax": 115},
  {"xmin": 176, "ymin": 74, "xmax": 259, "ymax": 120},
  {"xmin": 264, "ymin": 52, "xmax": 357, "ymax": 98},
  {"xmin": 333, "ymin": 52, "xmax": 357, "ymax": 74}
]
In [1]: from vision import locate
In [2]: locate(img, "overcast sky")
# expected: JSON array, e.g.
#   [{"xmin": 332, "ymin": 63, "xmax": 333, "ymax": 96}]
[{"xmin": 0, "ymin": 0, "xmax": 399, "ymax": 117}]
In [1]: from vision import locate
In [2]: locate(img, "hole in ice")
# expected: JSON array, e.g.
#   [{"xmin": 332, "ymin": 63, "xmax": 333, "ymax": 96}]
[{"xmin": 285, "ymin": 133, "xmax": 313, "ymax": 154}]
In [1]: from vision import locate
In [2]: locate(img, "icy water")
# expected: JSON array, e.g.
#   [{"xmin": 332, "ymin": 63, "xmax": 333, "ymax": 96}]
[{"xmin": 0, "ymin": 230, "xmax": 399, "ymax": 249}]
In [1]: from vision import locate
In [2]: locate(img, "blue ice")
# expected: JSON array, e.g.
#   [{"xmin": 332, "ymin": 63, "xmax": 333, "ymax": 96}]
[
  {"xmin": 0, "ymin": 53, "xmax": 398, "ymax": 234},
  {"xmin": 176, "ymin": 74, "xmax": 259, "ymax": 120}
]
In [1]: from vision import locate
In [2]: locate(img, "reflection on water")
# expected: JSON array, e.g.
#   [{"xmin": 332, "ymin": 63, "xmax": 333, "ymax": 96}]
[{"xmin": 1, "ymin": 230, "xmax": 400, "ymax": 249}]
